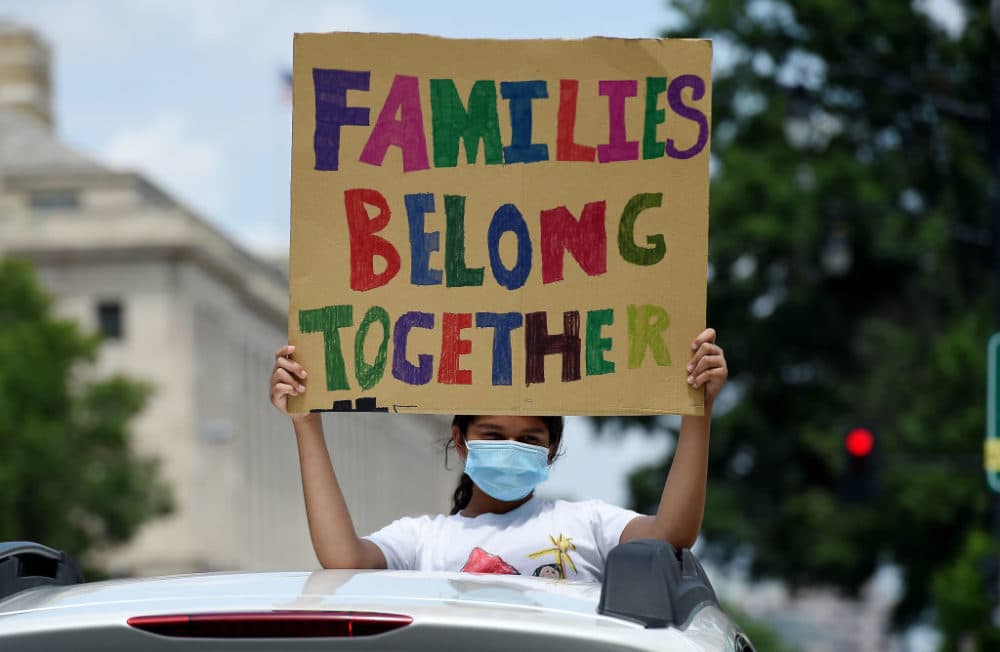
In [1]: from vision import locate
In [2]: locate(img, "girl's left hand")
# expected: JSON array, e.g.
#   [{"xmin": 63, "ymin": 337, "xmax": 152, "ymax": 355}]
[{"xmin": 687, "ymin": 328, "xmax": 727, "ymax": 403}]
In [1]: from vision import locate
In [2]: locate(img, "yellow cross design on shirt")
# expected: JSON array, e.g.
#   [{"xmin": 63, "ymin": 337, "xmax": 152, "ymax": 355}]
[{"xmin": 529, "ymin": 534, "xmax": 578, "ymax": 578}]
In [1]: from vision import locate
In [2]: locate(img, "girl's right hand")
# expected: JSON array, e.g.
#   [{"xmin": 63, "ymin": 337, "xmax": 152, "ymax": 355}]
[{"xmin": 270, "ymin": 345, "xmax": 310, "ymax": 419}]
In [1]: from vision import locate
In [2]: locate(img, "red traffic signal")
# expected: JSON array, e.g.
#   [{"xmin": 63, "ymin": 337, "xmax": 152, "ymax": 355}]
[
  {"xmin": 840, "ymin": 426, "xmax": 878, "ymax": 503},
  {"xmin": 845, "ymin": 428, "xmax": 874, "ymax": 458}
]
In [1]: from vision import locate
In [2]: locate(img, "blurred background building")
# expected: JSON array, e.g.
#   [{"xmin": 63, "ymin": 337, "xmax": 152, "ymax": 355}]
[{"xmin": 0, "ymin": 22, "xmax": 457, "ymax": 576}]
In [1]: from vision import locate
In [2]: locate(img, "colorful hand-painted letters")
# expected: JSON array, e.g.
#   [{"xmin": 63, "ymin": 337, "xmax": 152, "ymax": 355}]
[{"xmin": 313, "ymin": 72, "xmax": 708, "ymax": 171}]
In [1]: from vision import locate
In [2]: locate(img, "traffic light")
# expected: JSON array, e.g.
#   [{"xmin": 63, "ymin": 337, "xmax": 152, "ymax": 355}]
[{"xmin": 840, "ymin": 426, "xmax": 879, "ymax": 503}]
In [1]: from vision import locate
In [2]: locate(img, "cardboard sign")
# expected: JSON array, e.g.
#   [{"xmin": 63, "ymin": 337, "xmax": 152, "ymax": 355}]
[{"xmin": 288, "ymin": 33, "xmax": 711, "ymax": 416}]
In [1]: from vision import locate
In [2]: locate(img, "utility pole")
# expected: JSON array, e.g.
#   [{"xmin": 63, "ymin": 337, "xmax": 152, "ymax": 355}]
[{"xmin": 990, "ymin": 0, "xmax": 1000, "ymax": 627}]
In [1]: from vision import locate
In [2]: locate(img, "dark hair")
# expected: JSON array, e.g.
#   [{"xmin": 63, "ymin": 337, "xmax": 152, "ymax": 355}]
[{"xmin": 447, "ymin": 415, "xmax": 564, "ymax": 515}]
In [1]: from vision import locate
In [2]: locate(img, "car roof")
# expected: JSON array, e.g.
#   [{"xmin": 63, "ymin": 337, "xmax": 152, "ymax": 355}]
[
  {"xmin": 1, "ymin": 569, "xmax": 605, "ymax": 616},
  {"xmin": 0, "ymin": 570, "xmax": 735, "ymax": 651}
]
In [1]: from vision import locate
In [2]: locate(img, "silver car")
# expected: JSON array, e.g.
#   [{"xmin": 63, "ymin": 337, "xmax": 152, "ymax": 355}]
[{"xmin": 0, "ymin": 540, "xmax": 754, "ymax": 651}]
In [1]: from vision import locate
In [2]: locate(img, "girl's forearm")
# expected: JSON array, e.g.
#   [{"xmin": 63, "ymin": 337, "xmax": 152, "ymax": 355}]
[
  {"xmin": 293, "ymin": 415, "xmax": 383, "ymax": 569},
  {"xmin": 620, "ymin": 406, "xmax": 712, "ymax": 548},
  {"xmin": 651, "ymin": 409, "xmax": 711, "ymax": 548},
  {"xmin": 621, "ymin": 329, "xmax": 724, "ymax": 548}
]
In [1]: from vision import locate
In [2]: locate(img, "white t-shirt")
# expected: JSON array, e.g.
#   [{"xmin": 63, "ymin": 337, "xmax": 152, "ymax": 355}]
[{"xmin": 364, "ymin": 497, "xmax": 640, "ymax": 582}]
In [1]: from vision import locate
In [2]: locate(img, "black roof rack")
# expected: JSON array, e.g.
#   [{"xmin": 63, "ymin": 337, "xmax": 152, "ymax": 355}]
[
  {"xmin": 0, "ymin": 541, "xmax": 85, "ymax": 601},
  {"xmin": 598, "ymin": 539, "xmax": 719, "ymax": 629}
]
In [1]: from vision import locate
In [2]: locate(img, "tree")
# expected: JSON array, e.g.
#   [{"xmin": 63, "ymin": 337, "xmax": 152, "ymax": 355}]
[
  {"xmin": 620, "ymin": 0, "xmax": 998, "ymax": 632},
  {"xmin": 932, "ymin": 529, "xmax": 1000, "ymax": 651},
  {"xmin": 0, "ymin": 258, "xmax": 172, "ymax": 569}
]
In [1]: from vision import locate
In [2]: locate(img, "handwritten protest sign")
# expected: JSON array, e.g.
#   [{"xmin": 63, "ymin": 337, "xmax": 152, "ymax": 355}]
[{"xmin": 288, "ymin": 33, "xmax": 711, "ymax": 416}]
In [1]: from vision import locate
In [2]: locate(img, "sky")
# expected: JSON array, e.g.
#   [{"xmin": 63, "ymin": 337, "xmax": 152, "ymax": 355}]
[{"xmin": 1, "ymin": 0, "xmax": 680, "ymax": 506}]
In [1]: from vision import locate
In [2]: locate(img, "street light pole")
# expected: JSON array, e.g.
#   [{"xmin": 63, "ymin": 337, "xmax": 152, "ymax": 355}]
[{"xmin": 989, "ymin": 0, "xmax": 1000, "ymax": 626}]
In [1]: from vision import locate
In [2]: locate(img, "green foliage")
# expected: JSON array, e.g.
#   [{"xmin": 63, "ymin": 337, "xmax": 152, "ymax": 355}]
[
  {"xmin": 0, "ymin": 258, "xmax": 172, "ymax": 566},
  {"xmin": 932, "ymin": 529, "xmax": 1000, "ymax": 651},
  {"xmin": 616, "ymin": 0, "xmax": 998, "ymax": 632}
]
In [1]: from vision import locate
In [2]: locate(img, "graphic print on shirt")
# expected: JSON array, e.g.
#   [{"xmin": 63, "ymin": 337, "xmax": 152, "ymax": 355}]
[
  {"xmin": 461, "ymin": 547, "xmax": 521, "ymax": 574},
  {"xmin": 532, "ymin": 563, "xmax": 562, "ymax": 578},
  {"xmin": 528, "ymin": 534, "xmax": 578, "ymax": 579}
]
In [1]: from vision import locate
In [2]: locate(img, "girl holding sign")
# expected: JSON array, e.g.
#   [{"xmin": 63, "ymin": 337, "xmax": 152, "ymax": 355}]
[{"xmin": 269, "ymin": 328, "xmax": 726, "ymax": 581}]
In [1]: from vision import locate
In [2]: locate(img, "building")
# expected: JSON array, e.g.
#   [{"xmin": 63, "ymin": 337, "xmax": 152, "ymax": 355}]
[{"xmin": 0, "ymin": 22, "xmax": 457, "ymax": 576}]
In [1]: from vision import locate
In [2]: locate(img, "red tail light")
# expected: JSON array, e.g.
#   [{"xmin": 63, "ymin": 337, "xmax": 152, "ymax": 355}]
[{"xmin": 128, "ymin": 611, "xmax": 412, "ymax": 638}]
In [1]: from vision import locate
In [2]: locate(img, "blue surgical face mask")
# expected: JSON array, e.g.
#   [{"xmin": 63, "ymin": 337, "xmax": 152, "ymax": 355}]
[{"xmin": 463, "ymin": 439, "xmax": 550, "ymax": 502}]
